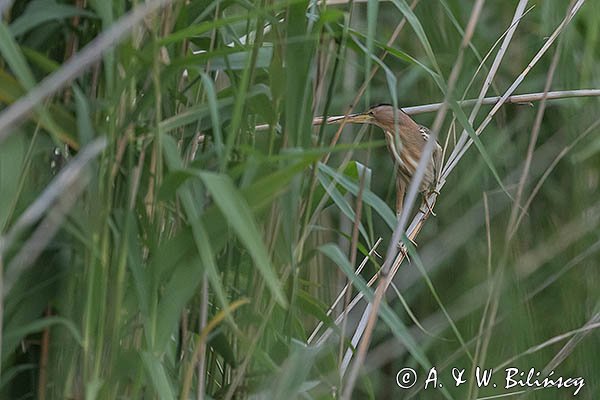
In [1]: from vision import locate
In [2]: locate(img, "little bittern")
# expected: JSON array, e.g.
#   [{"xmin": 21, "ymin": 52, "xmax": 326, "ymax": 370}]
[{"xmin": 328, "ymin": 104, "xmax": 442, "ymax": 215}]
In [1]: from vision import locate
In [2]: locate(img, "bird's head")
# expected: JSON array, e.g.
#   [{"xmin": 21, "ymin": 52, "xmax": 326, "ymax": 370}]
[{"xmin": 327, "ymin": 104, "xmax": 417, "ymax": 132}]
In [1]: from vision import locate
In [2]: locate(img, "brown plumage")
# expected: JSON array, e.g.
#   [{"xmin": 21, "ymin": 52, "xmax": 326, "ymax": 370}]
[{"xmin": 328, "ymin": 104, "xmax": 442, "ymax": 215}]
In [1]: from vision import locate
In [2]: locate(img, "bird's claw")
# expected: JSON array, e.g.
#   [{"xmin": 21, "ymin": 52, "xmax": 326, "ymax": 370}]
[
  {"xmin": 396, "ymin": 243, "xmax": 411, "ymax": 263},
  {"xmin": 396, "ymin": 236, "xmax": 417, "ymax": 262},
  {"xmin": 422, "ymin": 197, "xmax": 437, "ymax": 216}
]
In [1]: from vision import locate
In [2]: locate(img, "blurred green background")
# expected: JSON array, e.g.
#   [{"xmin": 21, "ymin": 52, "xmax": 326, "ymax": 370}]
[{"xmin": 0, "ymin": 0, "xmax": 598, "ymax": 399}]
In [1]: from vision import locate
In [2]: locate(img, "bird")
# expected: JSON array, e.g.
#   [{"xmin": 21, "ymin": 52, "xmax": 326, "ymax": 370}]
[{"xmin": 327, "ymin": 104, "xmax": 442, "ymax": 216}]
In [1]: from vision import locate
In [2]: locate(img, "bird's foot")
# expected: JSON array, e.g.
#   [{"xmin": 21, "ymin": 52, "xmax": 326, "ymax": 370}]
[
  {"xmin": 421, "ymin": 197, "xmax": 437, "ymax": 216},
  {"xmin": 396, "ymin": 242, "xmax": 411, "ymax": 263},
  {"xmin": 396, "ymin": 236, "xmax": 417, "ymax": 262}
]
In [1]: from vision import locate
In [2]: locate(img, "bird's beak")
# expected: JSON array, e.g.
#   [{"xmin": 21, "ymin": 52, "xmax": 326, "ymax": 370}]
[{"xmin": 326, "ymin": 112, "xmax": 373, "ymax": 125}]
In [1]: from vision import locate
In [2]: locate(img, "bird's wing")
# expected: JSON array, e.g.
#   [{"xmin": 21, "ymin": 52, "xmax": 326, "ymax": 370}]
[
  {"xmin": 432, "ymin": 141, "xmax": 443, "ymax": 185},
  {"xmin": 420, "ymin": 125, "xmax": 443, "ymax": 185},
  {"xmin": 418, "ymin": 125, "xmax": 430, "ymax": 141}
]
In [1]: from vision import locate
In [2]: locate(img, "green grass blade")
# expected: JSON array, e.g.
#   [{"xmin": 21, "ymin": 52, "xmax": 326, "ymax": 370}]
[
  {"xmin": 140, "ymin": 352, "xmax": 176, "ymax": 400},
  {"xmin": 10, "ymin": 0, "xmax": 96, "ymax": 37},
  {"xmin": 318, "ymin": 163, "xmax": 396, "ymax": 230},
  {"xmin": 198, "ymin": 171, "xmax": 287, "ymax": 307},
  {"xmin": 318, "ymin": 243, "xmax": 453, "ymax": 399}
]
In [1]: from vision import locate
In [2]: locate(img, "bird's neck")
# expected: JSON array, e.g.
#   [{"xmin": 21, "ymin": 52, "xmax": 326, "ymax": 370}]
[{"xmin": 397, "ymin": 111, "xmax": 420, "ymax": 130}]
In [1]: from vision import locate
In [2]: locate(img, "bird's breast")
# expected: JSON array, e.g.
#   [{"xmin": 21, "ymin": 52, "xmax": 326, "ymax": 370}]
[{"xmin": 384, "ymin": 130, "xmax": 437, "ymax": 191}]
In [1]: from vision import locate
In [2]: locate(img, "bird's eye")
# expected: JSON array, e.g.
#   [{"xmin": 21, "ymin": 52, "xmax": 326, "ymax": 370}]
[{"xmin": 368, "ymin": 111, "xmax": 374, "ymax": 116}]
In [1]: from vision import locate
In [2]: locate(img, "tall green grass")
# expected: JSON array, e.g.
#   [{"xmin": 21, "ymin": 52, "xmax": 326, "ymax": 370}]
[{"xmin": 0, "ymin": 0, "xmax": 599, "ymax": 399}]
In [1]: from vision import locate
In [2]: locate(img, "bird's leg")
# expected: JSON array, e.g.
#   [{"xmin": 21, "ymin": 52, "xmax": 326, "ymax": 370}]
[
  {"xmin": 394, "ymin": 177, "xmax": 412, "ymax": 261},
  {"xmin": 395, "ymin": 176, "xmax": 406, "ymax": 218},
  {"xmin": 420, "ymin": 188, "xmax": 440, "ymax": 216},
  {"xmin": 394, "ymin": 177, "xmax": 420, "ymax": 262},
  {"xmin": 421, "ymin": 195, "xmax": 436, "ymax": 216}
]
